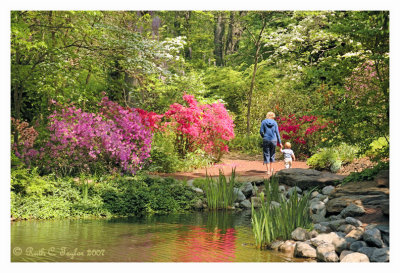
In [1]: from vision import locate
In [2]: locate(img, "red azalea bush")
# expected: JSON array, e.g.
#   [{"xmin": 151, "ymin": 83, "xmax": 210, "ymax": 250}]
[
  {"xmin": 276, "ymin": 114, "xmax": 332, "ymax": 157},
  {"xmin": 163, "ymin": 94, "xmax": 235, "ymax": 160}
]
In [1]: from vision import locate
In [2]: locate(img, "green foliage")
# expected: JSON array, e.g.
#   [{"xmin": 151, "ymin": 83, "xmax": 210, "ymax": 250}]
[
  {"xmin": 147, "ymin": 132, "xmax": 212, "ymax": 173},
  {"xmin": 252, "ymin": 176, "xmax": 313, "ymax": 248},
  {"xmin": 11, "ymin": 169, "xmax": 199, "ymax": 220},
  {"xmin": 147, "ymin": 132, "xmax": 182, "ymax": 173},
  {"xmin": 342, "ymin": 161, "xmax": 389, "ymax": 184},
  {"xmin": 364, "ymin": 137, "xmax": 389, "ymax": 161},
  {"xmin": 228, "ymin": 133, "xmax": 262, "ymax": 155},
  {"xmin": 307, "ymin": 143, "xmax": 359, "ymax": 171},
  {"xmin": 11, "ymin": 168, "xmax": 55, "ymax": 196}
]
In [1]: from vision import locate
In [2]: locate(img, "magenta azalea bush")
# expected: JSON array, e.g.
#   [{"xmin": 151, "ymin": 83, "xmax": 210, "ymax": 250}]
[
  {"xmin": 20, "ymin": 97, "xmax": 153, "ymax": 175},
  {"xmin": 163, "ymin": 94, "xmax": 235, "ymax": 160}
]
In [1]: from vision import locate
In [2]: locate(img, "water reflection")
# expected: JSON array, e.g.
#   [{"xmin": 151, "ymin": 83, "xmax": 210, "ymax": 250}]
[{"xmin": 11, "ymin": 211, "xmax": 305, "ymax": 262}]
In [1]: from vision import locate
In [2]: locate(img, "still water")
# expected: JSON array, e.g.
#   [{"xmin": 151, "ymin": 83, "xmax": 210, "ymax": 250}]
[{"xmin": 11, "ymin": 211, "xmax": 307, "ymax": 262}]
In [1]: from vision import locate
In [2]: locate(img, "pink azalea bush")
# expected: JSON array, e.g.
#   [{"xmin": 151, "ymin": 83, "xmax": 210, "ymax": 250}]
[
  {"xmin": 163, "ymin": 94, "xmax": 235, "ymax": 160},
  {"xmin": 276, "ymin": 114, "xmax": 332, "ymax": 157}
]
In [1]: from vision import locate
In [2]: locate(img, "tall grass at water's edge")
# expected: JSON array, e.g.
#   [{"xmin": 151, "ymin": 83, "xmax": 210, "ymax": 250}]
[
  {"xmin": 203, "ymin": 169, "xmax": 236, "ymax": 210},
  {"xmin": 251, "ymin": 175, "xmax": 313, "ymax": 249}
]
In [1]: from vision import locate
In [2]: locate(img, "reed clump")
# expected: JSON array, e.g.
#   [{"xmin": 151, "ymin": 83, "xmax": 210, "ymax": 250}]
[
  {"xmin": 203, "ymin": 169, "xmax": 236, "ymax": 210},
  {"xmin": 251, "ymin": 175, "xmax": 313, "ymax": 249}
]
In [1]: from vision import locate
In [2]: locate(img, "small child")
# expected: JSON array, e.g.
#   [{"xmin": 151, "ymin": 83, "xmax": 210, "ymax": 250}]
[{"xmin": 282, "ymin": 142, "xmax": 295, "ymax": 169}]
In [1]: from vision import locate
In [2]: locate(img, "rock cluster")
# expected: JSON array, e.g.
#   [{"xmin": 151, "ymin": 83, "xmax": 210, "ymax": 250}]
[{"xmin": 269, "ymin": 183, "xmax": 389, "ymax": 263}]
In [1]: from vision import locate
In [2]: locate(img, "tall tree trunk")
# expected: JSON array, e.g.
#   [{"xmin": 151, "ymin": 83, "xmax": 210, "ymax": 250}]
[
  {"xmin": 184, "ymin": 11, "xmax": 192, "ymax": 59},
  {"xmin": 213, "ymin": 12, "xmax": 225, "ymax": 66},
  {"xmin": 246, "ymin": 46, "xmax": 261, "ymax": 136},
  {"xmin": 246, "ymin": 16, "xmax": 267, "ymax": 136}
]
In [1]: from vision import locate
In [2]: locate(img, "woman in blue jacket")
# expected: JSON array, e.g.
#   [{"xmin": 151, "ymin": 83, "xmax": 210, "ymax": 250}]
[{"xmin": 259, "ymin": 112, "xmax": 283, "ymax": 175}]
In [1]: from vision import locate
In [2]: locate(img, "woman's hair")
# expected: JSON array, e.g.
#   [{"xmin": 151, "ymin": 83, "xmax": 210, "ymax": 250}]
[
  {"xmin": 284, "ymin": 142, "xmax": 291, "ymax": 149},
  {"xmin": 266, "ymin": 112, "xmax": 275, "ymax": 119}
]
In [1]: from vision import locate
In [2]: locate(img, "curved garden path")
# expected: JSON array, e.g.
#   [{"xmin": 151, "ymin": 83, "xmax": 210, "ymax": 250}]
[{"xmin": 155, "ymin": 153, "xmax": 309, "ymax": 181}]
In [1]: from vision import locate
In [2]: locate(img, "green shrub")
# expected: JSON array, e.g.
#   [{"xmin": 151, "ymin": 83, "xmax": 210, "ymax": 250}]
[
  {"xmin": 229, "ymin": 133, "xmax": 262, "ymax": 155},
  {"xmin": 11, "ymin": 169, "xmax": 200, "ymax": 220},
  {"xmin": 147, "ymin": 132, "xmax": 182, "ymax": 173},
  {"xmin": 307, "ymin": 143, "xmax": 358, "ymax": 171},
  {"xmin": 147, "ymin": 133, "xmax": 213, "ymax": 173},
  {"xmin": 365, "ymin": 137, "xmax": 389, "ymax": 161}
]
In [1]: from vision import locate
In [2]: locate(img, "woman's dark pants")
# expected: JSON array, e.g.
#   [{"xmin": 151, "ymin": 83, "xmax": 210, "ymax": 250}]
[{"xmin": 263, "ymin": 140, "xmax": 277, "ymax": 164}]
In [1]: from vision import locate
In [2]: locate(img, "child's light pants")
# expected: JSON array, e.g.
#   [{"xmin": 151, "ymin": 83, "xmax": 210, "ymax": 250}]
[{"xmin": 284, "ymin": 158, "xmax": 292, "ymax": 169}]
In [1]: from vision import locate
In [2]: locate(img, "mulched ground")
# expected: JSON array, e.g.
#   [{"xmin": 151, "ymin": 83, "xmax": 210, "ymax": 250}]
[{"xmin": 155, "ymin": 152, "xmax": 309, "ymax": 181}]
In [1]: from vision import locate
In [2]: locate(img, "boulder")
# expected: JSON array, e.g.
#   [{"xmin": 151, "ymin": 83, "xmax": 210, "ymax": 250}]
[
  {"xmin": 313, "ymin": 223, "xmax": 330, "ymax": 233},
  {"xmin": 327, "ymin": 181, "xmax": 389, "ymax": 214},
  {"xmin": 294, "ymin": 242, "xmax": 317, "ymax": 258},
  {"xmin": 316, "ymin": 243, "xmax": 338, "ymax": 262},
  {"xmin": 349, "ymin": 241, "xmax": 368, "ymax": 252},
  {"xmin": 370, "ymin": 247, "xmax": 389, "ymax": 262},
  {"xmin": 239, "ymin": 199, "xmax": 252, "ymax": 209},
  {"xmin": 233, "ymin": 188, "xmax": 246, "ymax": 202},
  {"xmin": 338, "ymin": 224, "xmax": 356, "ymax": 234},
  {"xmin": 241, "ymin": 182, "xmax": 255, "ymax": 198},
  {"xmin": 276, "ymin": 168, "xmax": 345, "ymax": 190},
  {"xmin": 308, "ymin": 230, "xmax": 319, "ymax": 239},
  {"xmin": 341, "ymin": 252, "xmax": 370, "ymax": 262},
  {"xmin": 380, "ymin": 200, "xmax": 389, "ymax": 216},
  {"xmin": 374, "ymin": 169, "xmax": 389, "ymax": 188},
  {"xmin": 311, "ymin": 191, "xmax": 320, "ymax": 198},
  {"xmin": 323, "ymin": 251, "xmax": 340, "ymax": 262},
  {"xmin": 339, "ymin": 250, "xmax": 354, "ymax": 261},
  {"xmin": 332, "ymin": 236, "xmax": 348, "ymax": 253},
  {"xmin": 278, "ymin": 240, "xmax": 296, "ymax": 255},
  {"xmin": 286, "ymin": 186, "xmax": 302, "ymax": 198},
  {"xmin": 311, "ymin": 214, "xmax": 328, "ymax": 224},
  {"xmin": 363, "ymin": 228, "xmax": 384, "ymax": 248},
  {"xmin": 328, "ymin": 219, "xmax": 346, "ymax": 231},
  {"xmin": 310, "ymin": 201, "xmax": 326, "ymax": 217},
  {"xmin": 322, "ymin": 185, "xmax": 336, "ymax": 195},
  {"xmin": 375, "ymin": 224, "xmax": 389, "ymax": 234},
  {"xmin": 357, "ymin": 247, "xmax": 376, "ymax": 259},
  {"xmin": 269, "ymin": 240, "xmax": 284, "ymax": 251},
  {"xmin": 329, "ymin": 215, "xmax": 343, "ymax": 221},
  {"xmin": 345, "ymin": 217, "xmax": 362, "ymax": 227},
  {"xmin": 291, "ymin": 227, "xmax": 309, "ymax": 241},
  {"xmin": 340, "ymin": 203, "xmax": 366, "ymax": 218},
  {"xmin": 311, "ymin": 232, "xmax": 341, "ymax": 247},
  {"xmin": 346, "ymin": 227, "xmax": 364, "ymax": 241}
]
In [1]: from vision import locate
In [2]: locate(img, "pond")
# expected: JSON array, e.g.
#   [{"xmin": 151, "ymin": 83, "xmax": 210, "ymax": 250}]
[{"xmin": 11, "ymin": 211, "xmax": 307, "ymax": 262}]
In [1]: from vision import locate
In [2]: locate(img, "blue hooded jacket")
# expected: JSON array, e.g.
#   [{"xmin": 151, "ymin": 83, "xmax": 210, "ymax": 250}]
[{"xmin": 259, "ymin": 119, "xmax": 282, "ymax": 144}]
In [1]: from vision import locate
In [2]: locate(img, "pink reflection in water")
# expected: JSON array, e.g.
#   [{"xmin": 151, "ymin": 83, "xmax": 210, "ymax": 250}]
[{"xmin": 175, "ymin": 226, "xmax": 236, "ymax": 262}]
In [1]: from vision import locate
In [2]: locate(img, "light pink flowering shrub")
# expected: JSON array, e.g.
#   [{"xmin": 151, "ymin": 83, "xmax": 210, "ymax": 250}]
[{"xmin": 163, "ymin": 94, "xmax": 235, "ymax": 160}]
